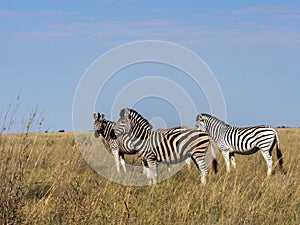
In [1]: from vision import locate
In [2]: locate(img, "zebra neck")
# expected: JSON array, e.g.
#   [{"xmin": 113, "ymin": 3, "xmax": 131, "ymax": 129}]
[
  {"xmin": 103, "ymin": 121, "xmax": 114, "ymax": 140},
  {"xmin": 132, "ymin": 128, "xmax": 151, "ymax": 140},
  {"xmin": 206, "ymin": 123, "xmax": 229, "ymax": 141},
  {"xmin": 129, "ymin": 128, "xmax": 151, "ymax": 150}
]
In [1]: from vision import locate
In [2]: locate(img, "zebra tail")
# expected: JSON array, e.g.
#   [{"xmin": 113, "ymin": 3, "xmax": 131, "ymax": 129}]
[
  {"xmin": 212, "ymin": 158, "xmax": 218, "ymax": 174},
  {"xmin": 275, "ymin": 131, "xmax": 283, "ymax": 169},
  {"xmin": 210, "ymin": 143, "xmax": 218, "ymax": 174}
]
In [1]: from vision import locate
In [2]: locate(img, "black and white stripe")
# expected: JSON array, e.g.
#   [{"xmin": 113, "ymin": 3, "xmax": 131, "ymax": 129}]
[
  {"xmin": 195, "ymin": 113, "xmax": 283, "ymax": 176},
  {"xmin": 111, "ymin": 108, "xmax": 217, "ymax": 184},
  {"xmin": 93, "ymin": 113, "xmax": 137, "ymax": 173}
]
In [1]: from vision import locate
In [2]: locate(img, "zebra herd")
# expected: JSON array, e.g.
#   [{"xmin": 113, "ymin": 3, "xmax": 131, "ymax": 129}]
[{"xmin": 93, "ymin": 108, "xmax": 283, "ymax": 185}]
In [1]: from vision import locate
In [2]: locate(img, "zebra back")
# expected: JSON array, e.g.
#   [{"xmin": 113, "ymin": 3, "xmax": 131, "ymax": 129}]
[{"xmin": 156, "ymin": 126, "xmax": 189, "ymax": 134}]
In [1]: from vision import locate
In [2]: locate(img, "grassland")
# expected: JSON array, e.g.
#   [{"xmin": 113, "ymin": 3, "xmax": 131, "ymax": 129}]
[{"xmin": 0, "ymin": 128, "xmax": 299, "ymax": 224}]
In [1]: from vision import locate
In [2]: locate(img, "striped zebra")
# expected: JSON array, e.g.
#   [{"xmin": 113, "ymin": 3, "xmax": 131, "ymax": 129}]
[
  {"xmin": 93, "ymin": 113, "xmax": 137, "ymax": 173},
  {"xmin": 93, "ymin": 113, "xmax": 187, "ymax": 174},
  {"xmin": 195, "ymin": 113, "xmax": 283, "ymax": 176},
  {"xmin": 111, "ymin": 108, "xmax": 217, "ymax": 185}
]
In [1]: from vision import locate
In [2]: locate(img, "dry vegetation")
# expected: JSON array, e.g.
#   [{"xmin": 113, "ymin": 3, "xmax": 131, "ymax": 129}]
[{"xmin": 0, "ymin": 111, "xmax": 299, "ymax": 224}]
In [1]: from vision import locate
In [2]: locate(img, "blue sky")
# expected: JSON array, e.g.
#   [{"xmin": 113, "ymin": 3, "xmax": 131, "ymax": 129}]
[{"xmin": 1, "ymin": 0, "xmax": 300, "ymax": 132}]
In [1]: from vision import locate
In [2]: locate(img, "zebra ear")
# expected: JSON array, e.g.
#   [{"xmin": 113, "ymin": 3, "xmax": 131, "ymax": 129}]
[
  {"xmin": 93, "ymin": 113, "xmax": 97, "ymax": 120},
  {"xmin": 97, "ymin": 112, "xmax": 101, "ymax": 119},
  {"xmin": 120, "ymin": 108, "xmax": 125, "ymax": 117},
  {"xmin": 100, "ymin": 114, "xmax": 105, "ymax": 120},
  {"xmin": 124, "ymin": 108, "xmax": 130, "ymax": 118},
  {"xmin": 120, "ymin": 108, "xmax": 130, "ymax": 118},
  {"xmin": 196, "ymin": 114, "xmax": 202, "ymax": 121}
]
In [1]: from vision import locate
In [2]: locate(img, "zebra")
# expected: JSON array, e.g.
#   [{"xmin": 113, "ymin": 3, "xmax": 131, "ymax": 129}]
[
  {"xmin": 110, "ymin": 108, "xmax": 217, "ymax": 185},
  {"xmin": 195, "ymin": 113, "xmax": 283, "ymax": 176},
  {"xmin": 93, "ymin": 113, "xmax": 138, "ymax": 173},
  {"xmin": 93, "ymin": 113, "xmax": 187, "ymax": 174}
]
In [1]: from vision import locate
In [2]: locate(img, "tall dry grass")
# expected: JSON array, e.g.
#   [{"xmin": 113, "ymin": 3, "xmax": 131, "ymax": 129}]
[
  {"xmin": 0, "ymin": 102, "xmax": 44, "ymax": 224},
  {"xmin": 0, "ymin": 105, "xmax": 299, "ymax": 224}
]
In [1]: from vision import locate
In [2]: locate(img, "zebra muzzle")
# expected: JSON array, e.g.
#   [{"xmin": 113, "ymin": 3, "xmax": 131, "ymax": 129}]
[{"xmin": 94, "ymin": 131, "xmax": 100, "ymax": 138}]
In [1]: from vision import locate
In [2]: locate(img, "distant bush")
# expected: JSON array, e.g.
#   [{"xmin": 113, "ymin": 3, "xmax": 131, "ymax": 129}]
[{"xmin": 276, "ymin": 126, "xmax": 289, "ymax": 128}]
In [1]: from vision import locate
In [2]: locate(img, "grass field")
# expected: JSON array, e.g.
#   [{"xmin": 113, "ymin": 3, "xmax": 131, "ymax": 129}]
[{"xmin": 1, "ymin": 127, "xmax": 299, "ymax": 224}]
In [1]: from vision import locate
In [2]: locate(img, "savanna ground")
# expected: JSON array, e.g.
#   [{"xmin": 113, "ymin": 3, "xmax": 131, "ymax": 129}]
[{"xmin": 0, "ymin": 116, "xmax": 299, "ymax": 224}]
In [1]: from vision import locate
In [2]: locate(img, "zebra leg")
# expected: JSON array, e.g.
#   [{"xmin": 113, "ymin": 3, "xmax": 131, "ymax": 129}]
[
  {"xmin": 261, "ymin": 149, "xmax": 273, "ymax": 176},
  {"xmin": 167, "ymin": 162, "xmax": 171, "ymax": 172},
  {"xmin": 185, "ymin": 158, "xmax": 192, "ymax": 170},
  {"xmin": 119, "ymin": 153, "xmax": 126, "ymax": 173},
  {"xmin": 147, "ymin": 161, "xmax": 158, "ymax": 185},
  {"xmin": 222, "ymin": 150, "xmax": 231, "ymax": 172},
  {"xmin": 192, "ymin": 155, "xmax": 208, "ymax": 185},
  {"xmin": 142, "ymin": 160, "xmax": 150, "ymax": 176},
  {"xmin": 210, "ymin": 144, "xmax": 218, "ymax": 173},
  {"xmin": 230, "ymin": 152, "xmax": 236, "ymax": 169},
  {"xmin": 141, "ymin": 160, "xmax": 153, "ymax": 184},
  {"xmin": 112, "ymin": 148, "xmax": 120, "ymax": 173}
]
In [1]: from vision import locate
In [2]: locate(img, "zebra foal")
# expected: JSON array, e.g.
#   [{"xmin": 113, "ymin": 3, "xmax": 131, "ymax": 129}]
[
  {"xmin": 111, "ymin": 108, "xmax": 217, "ymax": 185},
  {"xmin": 195, "ymin": 113, "xmax": 283, "ymax": 176}
]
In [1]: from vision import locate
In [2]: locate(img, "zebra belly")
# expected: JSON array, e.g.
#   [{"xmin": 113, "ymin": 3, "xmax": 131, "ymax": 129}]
[
  {"xmin": 159, "ymin": 155, "xmax": 189, "ymax": 164},
  {"xmin": 120, "ymin": 149, "xmax": 138, "ymax": 155},
  {"xmin": 232, "ymin": 146, "xmax": 260, "ymax": 155}
]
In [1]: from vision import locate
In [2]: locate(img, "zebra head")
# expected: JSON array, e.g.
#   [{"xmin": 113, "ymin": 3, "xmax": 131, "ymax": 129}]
[
  {"xmin": 93, "ymin": 112, "xmax": 107, "ymax": 138},
  {"xmin": 195, "ymin": 113, "xmax": 209, "ymax": 132},
  {"xmin": 110, "ymin": 108, "xmax": 132, "ymax": 139},
  {"xmin": 111, "ymin": 108, "xmax": 153, "ymax": 140}
]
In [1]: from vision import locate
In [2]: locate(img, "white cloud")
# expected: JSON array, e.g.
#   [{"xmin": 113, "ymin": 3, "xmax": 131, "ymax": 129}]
[
  {"xmin": 1, "ymin": 4, "xmax": 299, "ymax": 48},
  {"xmin": 1, "ymin": 17, "xmax": 299, "ymax": 47},
  {"xmin": 0, "ymin": 9, "xmax": 80, "ymax": 17},
  {"xmin": 229, "ymin": 6, "xmax": 280, "ymax": 15},
  {"xmin": 148, "ymin": 8, "xmax": 165, "ymax": 14},
  {"xmin": 229, "ymin": 6, "xmax": 300, "ymax": 19},
  {"xmin": 0, "ymin": 10, "xmax": 23, "ymax": 17}
]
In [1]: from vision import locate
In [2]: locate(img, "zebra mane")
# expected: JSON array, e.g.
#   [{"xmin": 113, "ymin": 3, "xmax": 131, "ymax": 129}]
[
  {"xmin": 199, "ymin": 113, "xmax": 229, "ymax": 127},
  {"xmin": 120, "ymin": 108, "xmax": 153, "ymax": 130},
  {"xmin": 105, "ymin": 119, "xmax": 115, "ymax": 126}
]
